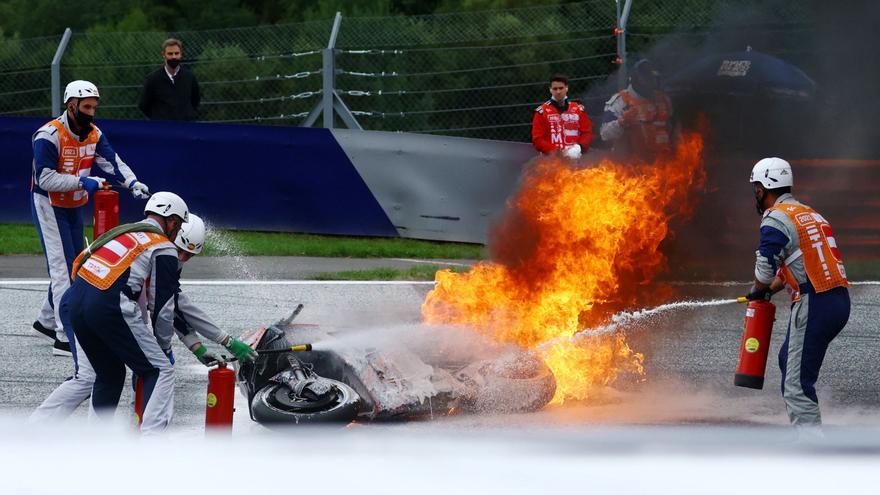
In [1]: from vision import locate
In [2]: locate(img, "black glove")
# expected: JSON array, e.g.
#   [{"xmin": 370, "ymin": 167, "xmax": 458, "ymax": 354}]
[{"xmin": 745, "ymin": 286, "xmax": 772, "ymax": 301}]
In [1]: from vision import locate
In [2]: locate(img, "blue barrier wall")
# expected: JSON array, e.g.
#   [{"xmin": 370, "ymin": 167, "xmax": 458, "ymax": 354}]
[{"xmin": 0, "ymin": 116, "xmax": 398, "ymax": 236}]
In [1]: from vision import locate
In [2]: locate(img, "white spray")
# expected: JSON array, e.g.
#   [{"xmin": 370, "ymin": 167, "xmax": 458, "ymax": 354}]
[
  {"xmin": 538, "ymin": 298, "xmax": 741, "ymax": 348},
  {"xmin": 201, "ymin": 218, "xmax": 260, "ymax": 281}
]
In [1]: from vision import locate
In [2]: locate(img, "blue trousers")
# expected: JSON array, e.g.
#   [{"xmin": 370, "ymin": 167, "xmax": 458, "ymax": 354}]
[
  {"xmin": 67, "ymin": 274, "xmax": 175, "ymax": 431},
  {"xmin": 778, "ymin": 286, "xmax": 850, "ymax": 426},
  {"xmin": 31, "ymin": 193, "xmax": 84, "ymax": 341}
]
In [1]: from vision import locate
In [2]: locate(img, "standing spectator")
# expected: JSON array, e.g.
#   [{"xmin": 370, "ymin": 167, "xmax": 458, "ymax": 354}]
[
  {"xmin": 138, "ymin": 38, "xmax": 200, "ymax": 120},
  {"xmin": 601, "ymin": 59, "xmax": 678, "ymax": 162},
  {"xmin": 532, "ymin": 74, "xmax": 593, "ymax": 160}
]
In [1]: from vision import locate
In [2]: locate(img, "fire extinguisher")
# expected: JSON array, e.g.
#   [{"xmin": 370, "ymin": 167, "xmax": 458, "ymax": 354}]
[
  {"xmin": 205, "ymin": 361, "xmax": 236, "ymax": 429},
  {"xmin": 92, "ymin": 183, "xmax": 119, "ymax": 240},
  {"xmin": 134, "ymin": 376, "xmax": 145, "ymax": 426},
  {"xmin": 734, "ymin": 299, "xmax": 776, "ymax": 389}
]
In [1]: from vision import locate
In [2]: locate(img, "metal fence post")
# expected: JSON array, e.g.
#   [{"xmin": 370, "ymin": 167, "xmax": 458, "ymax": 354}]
[
  {"xmin": 51, "ymin": 28, "xmax": 73, "ymax": 117},
  {"xmin": 615, "ymin": 0, "xmax": 633, "ymax": 90},
  {"xmin": 322, "ymin": 13, "xmax": 341, "ymax": 128},
  {"xmin": 303, "ymin": 12, "xmax": 361, "ymax": 129}
]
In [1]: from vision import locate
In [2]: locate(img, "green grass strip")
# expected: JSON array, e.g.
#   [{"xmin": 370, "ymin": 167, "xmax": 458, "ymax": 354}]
[
  {"xmin": 0, "ymin": 224, "xmax": 95, "ymax": 254},
  {"xmin": 310, "ymin": 264, "xmax": 471, "ymax": 281},
  {"xmin": 0, "ymin": 223, "xmax": 485, "ymax": 259}
]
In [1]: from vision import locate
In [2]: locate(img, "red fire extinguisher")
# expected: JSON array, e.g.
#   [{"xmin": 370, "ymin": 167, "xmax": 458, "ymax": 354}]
[
  {"xmin": 205, "ymin": 361, "xmax": 236, "ymax": 429},
  {"xmin": 734, "ymin": 299, "xmax": 776, "ymax": 389},
  {"xmin": 92, "ymin": 183, "xmax": 119, "ymax": 240},
  {"xmin": 134, "ymin": 376, "xmax": 145, "ymax": 427}
]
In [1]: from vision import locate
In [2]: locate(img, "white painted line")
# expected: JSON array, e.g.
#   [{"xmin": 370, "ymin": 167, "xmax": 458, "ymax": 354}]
[
  {"xmin": 4, "ymin": 279, "xmax": 880, "ymax": 287},
  {"xmin": 665, "ymin": 281, "xmax": 880, "ymax": 287},
  {"xmin": 182, "ymin": 280, "xmax": 437, "ymax": 286},
  {"xmin": 391, "ymin": 258, "xmax": 473, "ymax": 268},
  {"xmin": 0, "ymin": 279, "xmax": 436, "ymax": 286},
  {"xmin": 667, "ymin": 281, "xmax": 751, "ymax": 286}
]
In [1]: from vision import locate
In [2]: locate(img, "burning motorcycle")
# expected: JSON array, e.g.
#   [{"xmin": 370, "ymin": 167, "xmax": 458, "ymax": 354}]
[{"xmin": 236, "ymin": 306, "xmax": 557, "ymax": 426}]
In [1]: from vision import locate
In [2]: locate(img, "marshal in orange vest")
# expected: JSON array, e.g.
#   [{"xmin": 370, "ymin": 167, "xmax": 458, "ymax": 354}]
[
  {"xmin": 770, "ymin": 203, "xmax": 849, "ymax": 302},
  {"xmin": 618, "ymin": 89, "xmax": 672, "ymax": 157},
  {"xmin": 39, "ymin": 119, "xmax": 101, "ymax": 208},
  {"xmin": 71, "ymin": 231, "xmax": 172, "ymax": 290}
]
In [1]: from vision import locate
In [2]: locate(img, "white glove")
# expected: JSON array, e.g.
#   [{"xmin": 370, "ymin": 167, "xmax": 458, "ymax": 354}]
[
  {"xmin": 130, "ymin": 180, "xmax": 150, "ymax": 200},
  {"xmin": 563, "ymin": 144, "xmax": 582, "ymax": 160}
]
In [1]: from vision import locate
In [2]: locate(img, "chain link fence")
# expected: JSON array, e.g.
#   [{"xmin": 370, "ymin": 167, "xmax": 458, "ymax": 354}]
[
  {"xmin": 0, "ymin": 34, "xmax": 62, "ymax": 116},
  {"xmin": 0, "ymin": 0, "xmax": 815, "ymax": 141}
]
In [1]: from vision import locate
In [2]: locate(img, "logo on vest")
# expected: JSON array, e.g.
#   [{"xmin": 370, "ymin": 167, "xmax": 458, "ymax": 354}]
[
  {"xmin": 83, "ymin": 258, "xmax": 111, "ymax": 279},
  {"xmin": 132, "ymin": 232, "xmax": 152, "ymax": 244},
  {"xmin": 78, "ymin": 143, "xmax": 96, "ymax": 158},
  {"xmin": 795, "ymin": 212, "xmax": 815, "ymax": 226}
]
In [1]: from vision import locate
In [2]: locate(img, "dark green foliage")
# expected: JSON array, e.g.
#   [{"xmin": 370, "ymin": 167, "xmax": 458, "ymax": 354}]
[{"xmin": 0, "ymin": 1, "xmax": 814, "ymax": 141}]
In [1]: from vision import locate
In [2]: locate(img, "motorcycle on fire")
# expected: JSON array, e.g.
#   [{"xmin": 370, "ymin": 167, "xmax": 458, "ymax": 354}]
[
  {"xmin": 235, "ymin": 306, "xmax": 557, "ymax": 427},
  {"xmin": 237, "ymin": 309, "xmax": 362, "ymax": 425}
]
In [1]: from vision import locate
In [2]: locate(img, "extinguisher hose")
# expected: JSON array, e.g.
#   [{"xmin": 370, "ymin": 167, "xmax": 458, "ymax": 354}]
[
  {"xmin": 72, "ymin": 223, "xmax": 166, "ymax": 277},
  {"xmin": 256, "ymin": 344, "xmax": 313, "ymax": 355}
]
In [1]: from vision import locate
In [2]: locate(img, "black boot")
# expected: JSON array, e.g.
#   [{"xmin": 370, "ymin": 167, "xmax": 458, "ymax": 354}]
[
  {"xmin": 52, "ymin": 339, "xmax": 72, "ymax": 357},
  {"xmin": 32, "ymin": 321, "xmax": 55, "ymax": 340}
]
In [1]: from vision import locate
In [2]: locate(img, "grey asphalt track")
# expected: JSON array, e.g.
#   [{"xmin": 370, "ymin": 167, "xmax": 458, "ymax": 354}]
[{"xmin": 1, "ymin": 256, "xmax": 878, "ymax": 432}]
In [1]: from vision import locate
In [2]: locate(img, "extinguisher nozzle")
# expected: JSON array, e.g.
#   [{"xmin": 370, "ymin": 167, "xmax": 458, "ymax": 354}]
[
  {"xmin": 290, "ymin": 344, "xmax": 312, "ymax": 352},
  {"xmin": 736, "ymin": 296, "xmax": 748, "ymax": 304}
]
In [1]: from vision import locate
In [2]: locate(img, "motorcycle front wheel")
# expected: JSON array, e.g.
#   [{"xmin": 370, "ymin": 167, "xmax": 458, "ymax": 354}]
[{"xmin": 251, "ymin": 378, "xmax": 362, "ymax": 426}]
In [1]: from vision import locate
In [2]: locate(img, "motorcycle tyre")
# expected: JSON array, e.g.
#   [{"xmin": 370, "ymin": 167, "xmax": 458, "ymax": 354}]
[{"xmin": 251, "ymin": 378, "xmax": 362, "ymax": 425}]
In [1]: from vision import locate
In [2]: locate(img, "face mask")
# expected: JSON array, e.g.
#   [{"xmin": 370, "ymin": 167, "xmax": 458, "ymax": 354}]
[
  {"xmin": 167, "ymin": 59, "xmax": 181, "ymax": 68},
  {"xmin": 74, "ymin": 110, "xmax": 93, "ymax": 129},
  {"xmin": 69, "ymin": 102, "xmax": 93, "ymax": 139}
]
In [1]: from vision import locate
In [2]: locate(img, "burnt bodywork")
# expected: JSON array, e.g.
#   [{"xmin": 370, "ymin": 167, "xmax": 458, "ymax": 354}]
[{"xmin": 237, "ymin": 312, "xmax": 556, "ymax": 424}]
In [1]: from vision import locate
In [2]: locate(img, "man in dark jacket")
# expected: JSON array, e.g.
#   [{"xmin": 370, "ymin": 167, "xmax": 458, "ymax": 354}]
[{"xmin": 138, "ymin": 38, "xmax": 200, "ymax": 121}]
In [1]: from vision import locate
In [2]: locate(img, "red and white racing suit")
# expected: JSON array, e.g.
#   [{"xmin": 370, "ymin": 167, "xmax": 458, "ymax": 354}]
[{"xmin": 531, "ymin": 98, "xmax": 594, "ymax": 154}]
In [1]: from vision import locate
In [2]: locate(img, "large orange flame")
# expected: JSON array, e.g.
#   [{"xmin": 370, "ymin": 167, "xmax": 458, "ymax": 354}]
[{"xmin": 422, "ymin": 131, "xmax": 706, "ymax": 403}]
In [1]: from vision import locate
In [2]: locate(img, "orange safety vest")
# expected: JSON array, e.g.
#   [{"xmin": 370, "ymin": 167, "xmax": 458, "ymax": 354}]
[
  {"xmin": 40, "ymin": 120, "xmax": 100, "ymax": 208},
  {"xmin": 618, "ymin": 90, "xmax": 672, "ymax": 156},
  {"xmin": 71, "ymin": 231, "xmax": 171, "ymax": 291},
  {"xmin": 770, "ymin": 203, "xmax": 849, "ymax": 302}
]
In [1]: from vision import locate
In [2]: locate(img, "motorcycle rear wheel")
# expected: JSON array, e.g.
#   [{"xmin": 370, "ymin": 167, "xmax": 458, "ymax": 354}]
[{"xmin": 251, "ymin": 378, "xmax": 361, "ymax": 425}]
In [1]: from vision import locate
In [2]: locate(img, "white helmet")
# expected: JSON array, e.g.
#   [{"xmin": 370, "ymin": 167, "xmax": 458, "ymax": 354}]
[
  {"xmin": 174, "ymin": 214, "xmax": 205, "ymax": 255},
  {"xmin": 144, "ymin": 191, "xmax": 189, "ymax": 222},
  {"xmin": 64, "ymin": 80, "xmax": 100, "ymax": 103},
  {"xmin": 750, "ymin": 157, "xmax": 793, "ymax": 189}
]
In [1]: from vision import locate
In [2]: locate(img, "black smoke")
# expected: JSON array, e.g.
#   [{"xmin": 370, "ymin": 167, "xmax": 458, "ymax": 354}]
[{"xmin": 587, "ymin": 0, "xmax": 880, "ymax": 279}]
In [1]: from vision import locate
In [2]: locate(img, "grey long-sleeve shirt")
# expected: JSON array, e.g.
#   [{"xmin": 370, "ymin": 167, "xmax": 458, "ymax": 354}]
[{"xmin": 755, "ymin": 193, "xmax": 807, "ymax": 285}]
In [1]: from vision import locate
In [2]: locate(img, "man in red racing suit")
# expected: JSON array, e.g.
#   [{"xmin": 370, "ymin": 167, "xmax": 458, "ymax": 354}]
[{"xmin": 532, "ymin": 74, "xmax": 593, "ymax": 160}]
